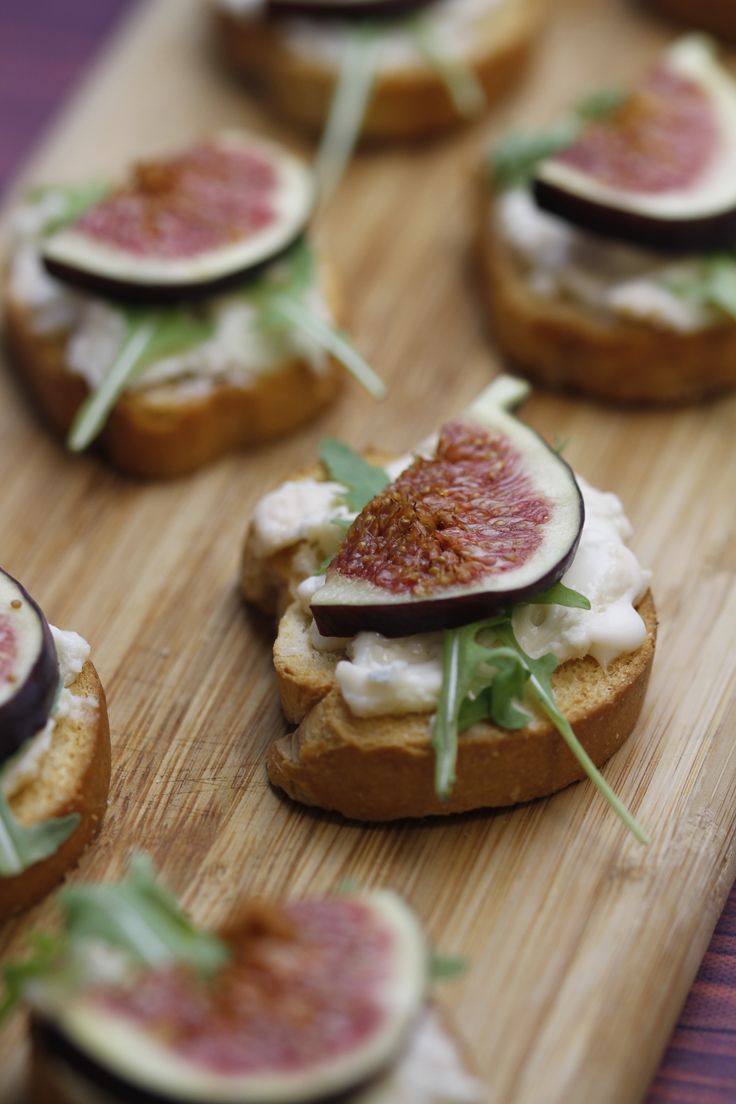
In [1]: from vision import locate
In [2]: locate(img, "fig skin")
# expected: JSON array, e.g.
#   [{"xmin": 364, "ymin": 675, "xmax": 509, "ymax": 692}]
[
  {"xmin": 532, "ymin": 178, "xmax": 736, "ymax": 254},
  {"xmin": 266, "ymin": 0, "xmax": 437, "ymax": 20},
  {"xmin": 0, "ymin": 569, "xmax": 58, "ymax": 767},
  {"xmin": 42, "ymin": 231, "xmax": 310, "ymax": 306}
]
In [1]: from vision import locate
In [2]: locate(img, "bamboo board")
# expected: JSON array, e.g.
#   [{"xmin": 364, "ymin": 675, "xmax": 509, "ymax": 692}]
[{"xmin": 1, "ymin": 0, "xmax": 735, "ymax": 1100}]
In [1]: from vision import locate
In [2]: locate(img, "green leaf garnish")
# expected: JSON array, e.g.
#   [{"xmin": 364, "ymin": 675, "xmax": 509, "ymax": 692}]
[
  {"xmin": 0, "ymin": 783, "xmax": 79, "ymax": 878},
  {"xmin": 575, "ymin": 87, "xmax": 627, "ymax": 121},
  {"xmin": 27, "ymin": 182, "xmax": 109, "ymax": 236},
  {"xmin": 522, "ymin": 582, "xmax": 591, "ymax": 610},
  {"xmin": 314, "ymin": 25, "xmax": 377, "ymax": 202},
  {"xmin": 60, "ymin": 854, "xmax": 228, "ymax": 974},
  {"xmin": 254, "ymin": 241, "xmax": 385, "ymax": 399},
  {"xmin": 0, "ymin": 932, "xmax": 64, "ymax": 1021},
  {"xmin": 490, "ymin": 87, "xmax": 626, "ymax": 190},
  {"xmin": 319, "ymin": 438, "xmax": 390, "ymax": 511},
  {"xmin": 67, "ymin": 308, "xmax": 215, "ymax": 452},
  {"xmin": 666, "ymin": 255, "xmax": 736, "ymax": 322},
  {"xmin": 0, "ymin": 855, "xmax": 229, "ymax": 1021},
  {"xmin": 491, "ymin": 121, "xmax": 580, "ymax": 190},
  {"xmin": 432, "ymin": 617, "xmax": 649, "ymax": 843},
  {"xmin": 409, "ymin": 15, "xmax": 485, "ymax": 118},
  {"xmin": 430, "ymin": 952, "xmax": 468, "ymax": 981}
]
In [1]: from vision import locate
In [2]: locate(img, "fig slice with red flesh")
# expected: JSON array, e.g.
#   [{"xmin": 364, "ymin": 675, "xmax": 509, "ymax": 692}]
[
  {"xmin": 41, "ymin": 132, "xmax": 314, "ymax": 302},
  {"xmin": 267, "ymin": 0, "xmax": 437, "ymax": 21},
  {"xmin": 533, "ymin": 37, "xmax": 736, "ymax": 252},
  {"xmin": 311, "ymin": 375, "xmax": 583, "ymax": 639},
  {"xmin": 35, "ymin": 892, "xmax": 427, "ymax": 1104},
  {"xmin": 0, "ymin": 569, "xmax": 58, "ymax": 768}
]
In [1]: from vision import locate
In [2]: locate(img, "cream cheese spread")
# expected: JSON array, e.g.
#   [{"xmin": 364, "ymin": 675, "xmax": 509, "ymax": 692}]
[
  {"xmin": 495, "ymin": 188, "xmax": 715, "ymax": 333},
  {"xmin": 8, "ymin": 203, "xmax": 331, "ymax": 393},
  {"xmin": 216, "ymin": 0, "xmax": 502, "ymax": 72},
  {"xmin": 2, "ymin": 626, "xmax": 95, "ymax": 799},
  {"xmin": 355, "ymin": 1009, "xmax": 483, "ymax": 1103},
  {"xmin": 255, "ymin": 467, "xmax": 650, "ymax": 718}
]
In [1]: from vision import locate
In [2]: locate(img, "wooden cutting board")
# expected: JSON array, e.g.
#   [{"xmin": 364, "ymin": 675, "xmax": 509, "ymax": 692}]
[{"xmin": 1, "ymin": 0, "xmax": 735, "ymax": 1100}]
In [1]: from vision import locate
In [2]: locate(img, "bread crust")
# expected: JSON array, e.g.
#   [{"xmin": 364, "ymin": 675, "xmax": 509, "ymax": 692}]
[
  {"xmin": 1, "ymin": 661, "xmax": 111, "ymax": 919},
  {"xmin": 4, "ymin": 273, "xmax": 344, "ymax": 479},
  {"xmin": 478, "ymin": 192, "xmax": 736, "ymax": 404},
  {"xmin": 647, "ymin": 0, "xmax": 736, "ymax": 41},
  {"xmin": 267, "ymin": 592, "xmax": 656, "ymax": 819},
  {"xmin": 213, "ymin": 0, "xmax": 540, "ymax": 139}
]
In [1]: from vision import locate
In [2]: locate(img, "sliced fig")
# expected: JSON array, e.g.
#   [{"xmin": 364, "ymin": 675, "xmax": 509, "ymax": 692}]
[
  {"xmin": 0, "ymin": 569, "xmax": 58, "ymax": 767},
  {"xmin": 533, "ymin": 37, "xmax": 736, "ymax": 252},
  {"xmin": 41, "ymin": 132, "xmax": 314, "ymax": 301},
  {"xmin": 267, "ymin": 0, "xmax": 436, "ymax": 20},
  {"xmin": 35, "ymin": 892, "xmax": 427, "ymax": 1104},
  {"xmin": 311, "ymin": 376, "xmax": 583, "ymax": 638}
]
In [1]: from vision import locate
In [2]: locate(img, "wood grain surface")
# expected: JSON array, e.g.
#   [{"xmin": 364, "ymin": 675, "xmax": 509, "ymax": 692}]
[{"xmin": 1, "ymin": 1, "xmax": 735, "ymax": 1102}]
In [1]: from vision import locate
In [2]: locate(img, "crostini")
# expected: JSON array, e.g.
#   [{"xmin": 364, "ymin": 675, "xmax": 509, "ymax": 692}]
[
  {"xmin": 213, "ymin": 0, "xmax": 540, "ymax": 184},
  {"xmin": 2, "ymin": 856, "xmax": 482, "ymax": 1103},
  {"xmin": 242, "ymin": 376, "xmax": 656, "ymax": 835},
  {"xmin": 0, "ymin": 568, "xmax": 109, "ymax": 919},
  {"xmin": 5, "ymin": 131, "xmax": 383, "ymax": 478},
  {"xmin": 480, "ymin": 36, "xmax": 736, "ymax": 403}
]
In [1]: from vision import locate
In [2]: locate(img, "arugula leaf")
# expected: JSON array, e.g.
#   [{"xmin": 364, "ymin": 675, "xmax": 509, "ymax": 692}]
[
  {"xmin": 493, "ymin": 623, "xmax": 649, "ymax": 843},
  {"xmin": 314, "ymin": 25, "xmax": 377, "ymax": 202},
  {"xmin": 27, "ymin": 182, "xmax": 108, "ymax": 235},
  {"xmin": 522, "ymin": 581, "xmax": 591, "ymax": 610},
  {"xmin": 0, "ymin": 855, "xmax": 228, "ymax": 1020},
  {"xmin": 60, "ymin": 854, "xmax": 228, "ymax": 974},
  {"xmin": 319, "ymin": 438, "xmax": 390, "ymax": 511},
  {"xmin": 409, "ymin": 15, "xmax": 485, "ymax": 118},
  {"xmin": 0, "ymin": 931, "xmax": 64, "ymax": 1021},
  {"xmin": 491, "ymin": 121, "xmax": 580, "ymax": 190},
  {"xmin": 576, "ymin": 87, "xmax": 627, "ymax": 122},
  {"xmin": 490, "ymin": 87, "xmax": 625, "ymax": 190},
  {"xmin": 432, "ymin": 618, "xmax": 511, "ymax": 798},
  {"xmin": 430, "ymin": 952, "xmax": 468, "ymax": 981},
  {"xmin": 667, "ymin": 255, "xmax": 736, "ymax": 322},
  {"xmin": 67, "ymin": 308, "xmax": 214, "ymax": 452},
  {"xmin": 253, "ymin": 241, "xmax": 385, "ymax": 399},
  {"xmin": 431, "ymin": 615, "xmax": 649, "ymax": 842},
  {"xmin": 0, "ymin": 785, "xmax": 79, "ymax": 878}
]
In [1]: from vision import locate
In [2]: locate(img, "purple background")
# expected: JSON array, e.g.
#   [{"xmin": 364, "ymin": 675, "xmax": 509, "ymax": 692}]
[{"xmin": 1, "ymin": 2, "xmax": 734, "ymax": 1100}]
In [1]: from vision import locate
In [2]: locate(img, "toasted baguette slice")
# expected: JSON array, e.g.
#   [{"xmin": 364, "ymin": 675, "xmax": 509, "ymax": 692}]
[
  {"xmin": 213, "ymin": 0, "xmax": 539, "ymax": 139},
  {"xmin": 478, "ymin": 195, "xmax": 736, "ymax": 404},
  {"xmin": 4, "ymin": 284, "xmax": 344, "ymax": 479},
  {"xmin": 2, "ymin": 662, "xmax": 110, "ymax": 919},
  {"xmin": 266, "ymin": 593, "xmax": 656, "ymax": 820},
  {"xmin": 647, "ymin": 0, "xmax": 736, "ymax": 41},
  {"xmin": 241, "ymin": 480, "xmax": 657, "ymax": 821}
]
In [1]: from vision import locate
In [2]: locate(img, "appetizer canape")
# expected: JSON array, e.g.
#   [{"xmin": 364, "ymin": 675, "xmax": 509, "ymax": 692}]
[
  {"xmin": 480, "ymin": 36, "xmax": 736, "ymax": 402},
  {"xmin": 0, "ymin": 568, "xmax": 109, "ymax": 919},
  {"xmin": 2, "ymin": 856, "xmax": 482, "ymax": 1104},
  {"xmin": 241, "ymin": 376, "xmax": 656, "ymax": 837},
  {"xmin": 5, "ymin": 131, "xmax": 383, "ymax": 477},
  {"xmin": 213, "ymin": 0, "xmax": 541, "ymax": 194}
]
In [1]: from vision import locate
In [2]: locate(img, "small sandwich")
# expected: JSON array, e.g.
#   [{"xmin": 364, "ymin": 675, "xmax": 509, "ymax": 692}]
[
  {"xmin": 647, "ymin": 0, "xmax": 736, "ymax": 43},
  {"xmin": 5, "ymin": 131, "xmax": 383, "ymax": 478},
  {"xmin": 213, "ymin": 0, "xmax": 541, "ymax": 193},
  {"xmin": 3, "ymin": 855, "xmax": 482, "ymax": 1104},
  {"xmin": 0, "ymin": 568, "xmax": 109, "ymax": 919},
  {"xmin": 242, "ymin": 375, "xmax": 656, "ymax": 838},
  {"xmin": 479, "ymin": 36, "xmax": 736, "ymax": 403}
]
